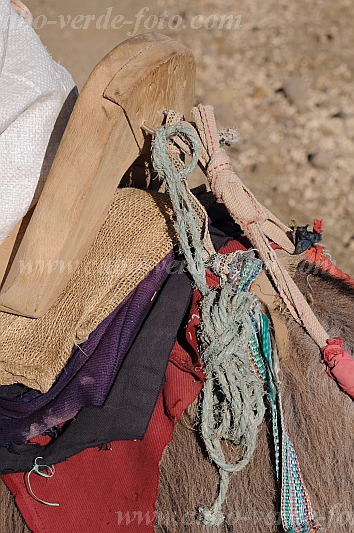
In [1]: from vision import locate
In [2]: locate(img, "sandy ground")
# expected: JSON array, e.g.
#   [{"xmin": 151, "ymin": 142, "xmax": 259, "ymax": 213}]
[{"xmin": 29, "ymin": 0, "xmax": 354, "ymax": 274}]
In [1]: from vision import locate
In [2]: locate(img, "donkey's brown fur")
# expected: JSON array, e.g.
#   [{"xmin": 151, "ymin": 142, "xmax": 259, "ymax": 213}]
[
  {"xmin": 0, "ymin": 479, "xmax": 30, "ymax": 533},
  {"xmin": 156, "ymin": 263, "xmax": 354, "ymax": 532}
]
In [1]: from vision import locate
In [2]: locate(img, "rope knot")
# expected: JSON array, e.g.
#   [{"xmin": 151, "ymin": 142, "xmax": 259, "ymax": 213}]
[
  {"xmin": 207, "ymin": 149, "xmax": 235, "ymax": 198},
  {"xmin": 243, "ymin": 214, "xmax": 264, "ymax": 227},
  {"xmin": 323, "ymin": 337, "xmax": 344, "ymax": 367},
  {"xmin": 198, "ymin": 505, "xmax": 225, "ymax": 526},
  {"xmin": 322, "ymin": 338, "xmax": 354, "ymax": 396}
]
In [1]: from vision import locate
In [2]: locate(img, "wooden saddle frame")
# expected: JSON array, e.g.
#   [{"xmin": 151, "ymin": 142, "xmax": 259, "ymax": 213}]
[{"xmin": 0, "ymin": 33, "xmax": 195, "ymax": 318}]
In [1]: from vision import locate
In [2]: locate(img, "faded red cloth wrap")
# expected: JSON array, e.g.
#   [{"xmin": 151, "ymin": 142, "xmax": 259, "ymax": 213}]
[
  {"xmin": 322, "ymin": 338, "xmax": 354, "ymax": 399},
  {"xmin": 313, "ymin": 219, "xmax": 323, "ymax": 234},
  {"xmin": 306, "ymin": 245, "xmax": 354, "ymax": 287}
]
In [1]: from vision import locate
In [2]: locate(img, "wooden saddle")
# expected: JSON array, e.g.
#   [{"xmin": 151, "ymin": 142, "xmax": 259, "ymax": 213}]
[{"xmin": 0, "ymin": 33, "xmax": 195, "ymax": 318}]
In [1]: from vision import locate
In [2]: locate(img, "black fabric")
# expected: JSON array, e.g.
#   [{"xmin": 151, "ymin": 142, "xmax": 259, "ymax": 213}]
[
  {"xmin": 191, "ymin": 185, "xmax": 252, "ymax": 250},
  {"xmin": 293, "ymin": 224, "xmax": 322, "ymax": 254},
  {"xmin": 191, "ymin": 185, "xmax": 243, "ymax": 240},
  {"xmin": 0, "ymin": 227, "xmax": 230, "ymax": 474},
  {"xmin": 0, "ymin": 259, "xmax": 191, "ymax": 473}
]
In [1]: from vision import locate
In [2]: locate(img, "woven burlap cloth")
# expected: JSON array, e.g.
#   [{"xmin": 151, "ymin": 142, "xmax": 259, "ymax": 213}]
[{"xmin": 0, "ymin": 188, "xmax": 175, "ymax": 392}]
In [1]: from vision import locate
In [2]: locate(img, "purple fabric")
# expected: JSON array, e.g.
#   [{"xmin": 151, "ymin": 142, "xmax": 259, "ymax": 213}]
[{"xmin": 0, "ymin": 253, "xmax": 172, "ymax": 446}]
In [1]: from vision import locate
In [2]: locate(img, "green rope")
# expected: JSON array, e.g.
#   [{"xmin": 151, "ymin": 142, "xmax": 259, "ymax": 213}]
[
  {"xmin": 152, "ymin": 123, "xmax": 208, "ymax": 296},
  {"xmin": 152, "ymin": 124, "xmax": 265, "ymax": 526},
  {"xmin": 197, "ymin": 285, "xmax": 266, "ymax": 525}
]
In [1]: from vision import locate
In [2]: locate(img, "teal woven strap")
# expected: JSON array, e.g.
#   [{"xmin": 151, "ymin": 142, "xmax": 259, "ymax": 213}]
[{"xmin": 252, "ymin": 315, "xmax": 319, "ymax": 533}]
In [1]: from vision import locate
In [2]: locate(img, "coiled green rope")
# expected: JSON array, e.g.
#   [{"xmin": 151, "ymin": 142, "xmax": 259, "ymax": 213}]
[{"xmin": 152, "ymin": 123, "xmax": 265, "ymax": 526}]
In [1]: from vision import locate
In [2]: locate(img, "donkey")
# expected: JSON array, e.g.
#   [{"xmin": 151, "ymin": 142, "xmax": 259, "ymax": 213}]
[{"xmin": 1, "ymin": 260, "xmax": 353, "ymax": 533}]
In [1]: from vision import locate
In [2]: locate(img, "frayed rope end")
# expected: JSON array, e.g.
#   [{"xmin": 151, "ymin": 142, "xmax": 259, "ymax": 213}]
[{"xmin": 197, "ymin": 506, "xmax": 225, "ymax": 526}]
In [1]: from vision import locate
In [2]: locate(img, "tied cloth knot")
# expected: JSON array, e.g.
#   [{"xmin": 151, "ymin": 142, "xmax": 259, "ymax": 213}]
[
  {"xmin": 207, "ymin": 151, "xmax": 265, "ymax": 227},
  {"xmin": 323, "ymin": 338, "xmax": 354, "ymax": 397},
  {"xmin": 323, "ymin": 337, "xmax": 345, "ymax": 367}
]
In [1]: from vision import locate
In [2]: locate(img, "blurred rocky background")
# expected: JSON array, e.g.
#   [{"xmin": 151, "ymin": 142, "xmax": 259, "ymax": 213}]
[{"xmin": 29, "ymin": 0, "xmax": 354, "ymax": 274}]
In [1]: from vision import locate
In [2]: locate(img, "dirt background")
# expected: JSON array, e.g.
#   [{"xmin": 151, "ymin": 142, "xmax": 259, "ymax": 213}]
[{"xmin": 29, "ymin": 0, "xmax": 354, "ymax": 274}]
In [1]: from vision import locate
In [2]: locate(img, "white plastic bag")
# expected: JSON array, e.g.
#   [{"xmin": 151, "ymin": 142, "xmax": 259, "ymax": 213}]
[{"xmin": 0, "ymin": 0, "xmax": 76, "ymax": 243}]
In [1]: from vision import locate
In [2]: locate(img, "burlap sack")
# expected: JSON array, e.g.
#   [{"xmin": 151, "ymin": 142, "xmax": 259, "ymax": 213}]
[{"xmin": 0, "ymin": 188, "xmax": 175, "ymax": 392}]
